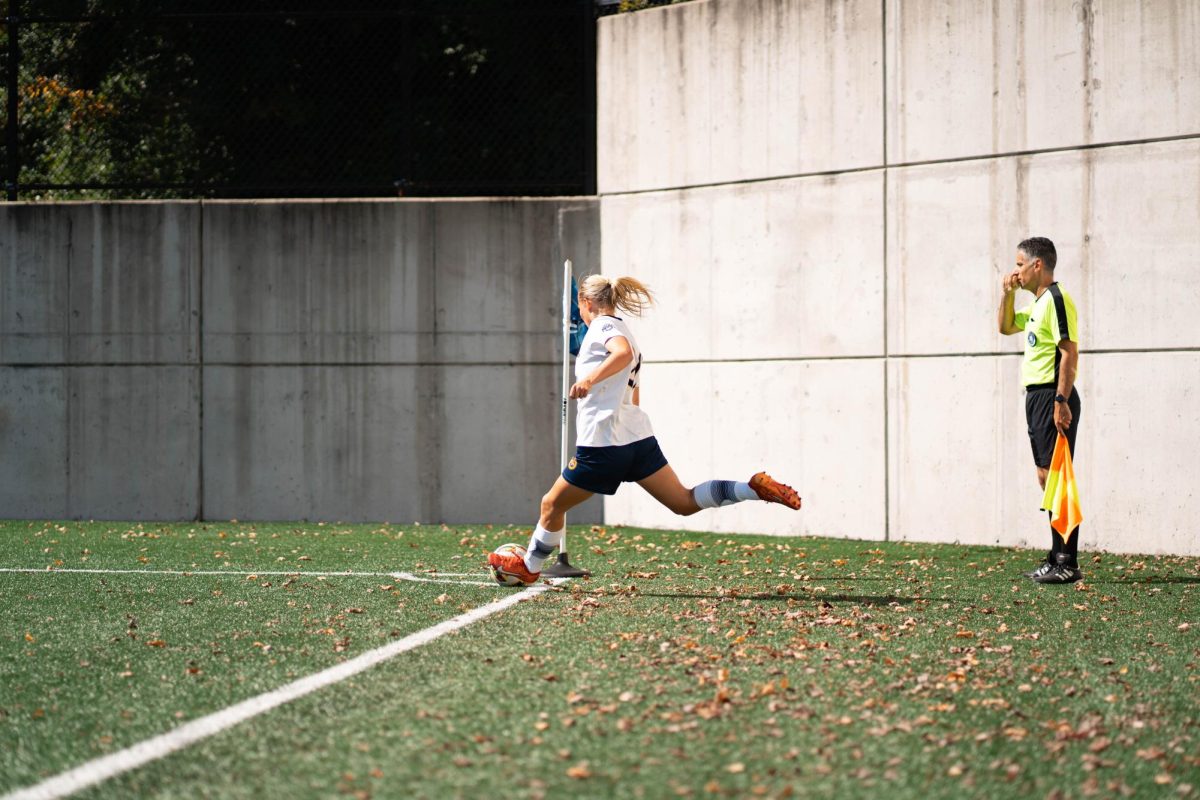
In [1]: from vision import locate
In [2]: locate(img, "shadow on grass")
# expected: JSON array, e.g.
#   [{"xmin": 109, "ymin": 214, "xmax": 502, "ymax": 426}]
[
  {"xmin": 1091, "ymin": 575, "xmax": 1200, "ymax": 585},
  {"xmin": 571, "ymin": 588, "xmax": 941, "ymax": 606}
]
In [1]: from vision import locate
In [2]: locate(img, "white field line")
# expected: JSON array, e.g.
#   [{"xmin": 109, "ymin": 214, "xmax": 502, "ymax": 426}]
[
  {"xmin": 2, "ymin": 578, "xmax": 562, "ymax": 800},
  {"xmin": 0, "ymin": 567, "xmax": 493, "ymax": 586}
]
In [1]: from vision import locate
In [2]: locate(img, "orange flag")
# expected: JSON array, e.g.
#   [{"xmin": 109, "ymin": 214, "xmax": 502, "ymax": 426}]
[{"xmin": 1040, "ymin": 433, "xmax": 1083, "ymax": 540}]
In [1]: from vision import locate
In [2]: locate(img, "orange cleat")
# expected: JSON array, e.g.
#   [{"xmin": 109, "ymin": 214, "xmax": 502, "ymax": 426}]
[
  {"xmin": 749, "ymin": 472, "xmax": 802, "ymax": 510},
  {"xmin": 487, "ymin": 550, "xmax": 541, "ymax": 586}
]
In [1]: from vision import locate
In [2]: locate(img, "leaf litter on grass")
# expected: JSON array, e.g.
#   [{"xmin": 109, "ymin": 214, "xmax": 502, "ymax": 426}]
[{"xmin": 1, "ymin": 521, "xmax": 1198, "ymax": 799}]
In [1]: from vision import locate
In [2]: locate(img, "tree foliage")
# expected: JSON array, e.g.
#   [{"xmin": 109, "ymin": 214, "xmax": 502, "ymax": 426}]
[{"xmin": 2, "ymin": 0, "xmax": 593, "ymax": 199}]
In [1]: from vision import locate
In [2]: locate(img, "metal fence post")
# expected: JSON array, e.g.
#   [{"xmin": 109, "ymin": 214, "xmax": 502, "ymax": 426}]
[{"xmin": 4, "ymin": 0, "xmax": 19, "ymax": 200}]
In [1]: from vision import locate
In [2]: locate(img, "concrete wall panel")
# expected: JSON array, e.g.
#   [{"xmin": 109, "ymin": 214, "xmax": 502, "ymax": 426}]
[
  {"xmin": 601, "ymin": 172, "xmax": 885, "ymax": 361},
  {"xmin": 554, "ymin": 202, "xmax": 603, "ymax": 277},
  {"xmin": 431, "ymin": 201, "xmax": 565, "ymax": 364},
  {"xmin": 1075, "ymin": 352, "xmax": 1200, "ymax": 556},
  {"xmin": 887, "ymin": 157, "xmax": 1041, "ymax": 357},
  {"xmin": 598, "ymin": 0, "xmax": 883, "ymax": 193},
  {"xmin": 0, "ymin": 368, "xmax": 67, "ymax": 516},
  {"xmin": 202, "ymin": 366, "xmax": 423, "ymax": 522},
  {"xmin": 68, "ymin": 203, "xmax": 200, "ymax": 364},
  {"xmin": 605, "ymin": 360, "xmax": 885, "ymax": 538},
  {"xmin": 2, "ymin": 198, "xmax": 598, "ymax": 523},
  {"xmin": 1, "ymin": 203, "xmax": 199, "ymax": 365},
  {"xmin": 437, "ymin": 365, "xmax": 603, "ymax": 525},
  {"xmin": 0, "ymin": 206, "xmax": 69, "ymax": 364},
  {"xmin": 887, "ymin": 140, "xmax": 1200, "ymax": 356},
  {"xmin": 203, "ymin": 201, "xmax": 433, "ymax": 365},
  {"xmin": 203, "ymin": 199, "xmax": 597, "ymax": 367},
  {"xmin": 886, "ymin": 0, "xmax": 1200, "ymax": 164},
  {"xmin": 1079, "ymin": 141, "xmax": 1200, "ymax": 350},
  {"xmin": 203, "ymin": 364, "xmax": 601, "ymax": 525},
  {"xmin": 68, "ymin": 367, "xmax": 199, "ymax": 520},
  {"xmin": 887, "ymin": 356, "xmax": 1032, "ymax": 548},
  {"xmin": 889, "ymin": 353, "xmax": 1200, "ymax": 557}
]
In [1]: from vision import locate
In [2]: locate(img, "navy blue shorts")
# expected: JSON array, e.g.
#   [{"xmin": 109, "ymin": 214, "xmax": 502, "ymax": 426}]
[{"xmin": 562, "ymin": 436, "xmax": 669, "ymax": 496}]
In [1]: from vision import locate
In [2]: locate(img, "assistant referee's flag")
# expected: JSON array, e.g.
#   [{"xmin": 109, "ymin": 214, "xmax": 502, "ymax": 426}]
[
  {"xmin": 569, "ymin": 276, "xmax": 587, "ymax": 356},
  {"xmin": 1040, "ymin": 433, "xmax": 1083, "ymax": 541}
]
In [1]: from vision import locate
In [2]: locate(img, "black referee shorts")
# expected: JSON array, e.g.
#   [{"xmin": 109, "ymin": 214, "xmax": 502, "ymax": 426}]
[{"xmin": 1025, "ymin": 384, "xmax": 1081, "ymax": 469}]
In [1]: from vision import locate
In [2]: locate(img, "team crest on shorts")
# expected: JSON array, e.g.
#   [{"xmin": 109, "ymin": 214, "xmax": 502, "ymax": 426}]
[
  {"xmin": 568, "ymin": 457, "xmax": 577, "ymax": 470},
  {"xmin": 1027, "ymin": 331, "xmax": 1037, "ymax": 346}
]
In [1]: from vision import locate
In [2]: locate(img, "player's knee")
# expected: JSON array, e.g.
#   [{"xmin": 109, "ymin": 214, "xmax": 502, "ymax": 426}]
[
  {"xmin": 670, "ymin": 493, "xmax": 699, "ymax": 516},
  {"xmin": 539, "ymin": 493, "xmax": 558, "ymax": 518}
]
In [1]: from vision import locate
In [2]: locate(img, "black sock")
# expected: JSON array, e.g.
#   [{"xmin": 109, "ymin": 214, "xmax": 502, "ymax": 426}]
[
  {"xmin": 1048, "ymin": 513, "xmax": 1061, "ymax": 561},
  {"xmin": 1062, "ymin": 527, "xmax": 1079, "ymax": 567}
]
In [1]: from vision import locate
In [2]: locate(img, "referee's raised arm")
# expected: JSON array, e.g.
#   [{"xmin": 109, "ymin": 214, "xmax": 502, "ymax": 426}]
[{"xmin": 998, "ymin": 268, "xmax": 1022, "ymax": 335}]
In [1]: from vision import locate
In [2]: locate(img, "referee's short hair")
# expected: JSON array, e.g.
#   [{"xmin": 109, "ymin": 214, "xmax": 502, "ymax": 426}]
[{"xmin": 1018, "ymin": 237, "xmax": 1057, "ymax": 271}]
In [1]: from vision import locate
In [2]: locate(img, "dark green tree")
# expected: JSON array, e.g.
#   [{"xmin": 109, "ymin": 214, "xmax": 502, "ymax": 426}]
[{"xmin": 2, "ymin": 0, "xmax": 593, "ymax": 199}]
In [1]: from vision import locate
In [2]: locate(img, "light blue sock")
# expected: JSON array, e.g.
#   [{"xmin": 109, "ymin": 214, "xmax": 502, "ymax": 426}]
[
  {"xmin": 692, "ymin": 480, "xmax": 757, "ymax": 509},
  {"xmin": 524, "ymin": 524, "xmax": 563, "ymax": 571}
]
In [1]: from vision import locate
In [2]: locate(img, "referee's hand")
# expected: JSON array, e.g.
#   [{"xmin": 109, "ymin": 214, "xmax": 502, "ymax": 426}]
[{"xmin": 1054, "ymin": 402, "xmax": 1072, "ymax": 436}]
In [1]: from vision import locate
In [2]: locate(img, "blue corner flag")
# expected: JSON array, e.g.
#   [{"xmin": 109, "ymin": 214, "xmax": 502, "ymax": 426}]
[{"xmin": 570, "ymin": 276, "xmax": 588, "ymax": 356}]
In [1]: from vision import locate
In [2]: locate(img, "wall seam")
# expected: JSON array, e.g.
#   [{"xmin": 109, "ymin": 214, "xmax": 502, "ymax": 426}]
[
  {"xmin": 64, "ymin": 212, "xmax": 73, "ymax": 518},
  {"xmin": 881, "ymin": 0, "xmax": 890, "ymax": 544},
  {"xmin": 197, "ymin": 200, "xmax": 205, "ymax": 521},
  {"xmin": 597, "ymin": 131, "xmax": 1200, "ymax": 198},
  {"xmin": 9, "ymin": 344, "xmax": 1193, "ymax": 372}
]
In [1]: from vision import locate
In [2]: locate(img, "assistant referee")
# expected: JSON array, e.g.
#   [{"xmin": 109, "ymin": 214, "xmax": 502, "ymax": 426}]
[{"xmin": 998, "ymin": 237, "xmax": 1083, "ymax": 584}]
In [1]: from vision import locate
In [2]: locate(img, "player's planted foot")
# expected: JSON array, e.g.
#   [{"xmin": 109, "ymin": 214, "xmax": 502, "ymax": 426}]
[
  {"xmin": 749, "ymin": 472, "xmax": 802, "ymax": 510},
  {"xmin": 488, "ymin": 550, "xmax": 540, "ymax": 586},
  {"xmin": 1032, "ymin": 553, "xmax": 1082, "ymax": 585},
  {"xmin": 1023, "ymin": 558, "xmax": 1054, "ymax": 579}
]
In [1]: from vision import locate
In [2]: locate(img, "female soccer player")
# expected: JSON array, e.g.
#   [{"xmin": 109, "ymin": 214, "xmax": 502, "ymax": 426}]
[{"xmin": 489, "ymin": 275, "xmax": 802, "ymax": 585}]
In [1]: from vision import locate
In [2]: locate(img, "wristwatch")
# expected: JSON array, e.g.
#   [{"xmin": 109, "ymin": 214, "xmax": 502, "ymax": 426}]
[{"xmin": 1054, "ymin": 393, "xmax": 1067, "ymax": 404}]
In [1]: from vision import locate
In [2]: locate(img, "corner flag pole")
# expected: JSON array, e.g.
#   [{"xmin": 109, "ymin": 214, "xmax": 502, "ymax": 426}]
[
  {"xmin": 560, "ymin": 258, "xmax": 571, "ymax": 478},
  {"xmin": 543, "ymin": 259, "xmax": 590, "ymax": 578}
]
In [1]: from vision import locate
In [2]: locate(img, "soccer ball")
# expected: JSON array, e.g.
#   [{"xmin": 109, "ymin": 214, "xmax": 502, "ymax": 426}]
[{"xmin": 490, "ymin": 543, "xmax": 529, "ymax": 587}]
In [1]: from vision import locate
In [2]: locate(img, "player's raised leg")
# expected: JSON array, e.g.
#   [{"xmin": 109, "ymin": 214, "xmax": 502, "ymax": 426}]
[
  {"xmin": 637, "ymin": 465, "xmax": 801, "ymax": 514},
  {"xmin": 636, "ymin": 464, "xmax": 702, "ymax": 515}
]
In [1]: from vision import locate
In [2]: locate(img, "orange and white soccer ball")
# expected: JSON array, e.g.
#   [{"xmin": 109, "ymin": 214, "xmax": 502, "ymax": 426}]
[{"xmin": 490, "ymin": 543, "xmax": 529, "ymax": 587}]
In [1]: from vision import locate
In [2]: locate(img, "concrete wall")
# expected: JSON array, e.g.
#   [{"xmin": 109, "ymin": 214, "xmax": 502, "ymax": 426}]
[
  {"xmin": 598, "ymin": 0, "xmax": 1200, "ymax": 555},
  {"xmin": 0, "ymin": 199, "xmax": 601, "ymax": 524},
  {"xmin": 3, "ymin": 0, "xmax": 1197, "ymax": 554}
]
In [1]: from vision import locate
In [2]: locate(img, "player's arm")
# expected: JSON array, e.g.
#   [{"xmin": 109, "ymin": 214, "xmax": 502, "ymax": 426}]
[
  {"xmin": 1053, "ymin": 339, "xmax": 1079, "ymax": 434},
  {"xmin": 570, "ymin": 336, "xmax": 633, "ymax": 398},
  {"xmin": 998, "ymin": 270, "xmax": 1022, "ymax": 334}
]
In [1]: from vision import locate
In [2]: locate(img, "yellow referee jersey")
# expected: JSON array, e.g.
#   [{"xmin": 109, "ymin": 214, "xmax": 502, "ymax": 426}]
[{"xmin": 1013, "ymin": 283, "xmax": 1079, "ymax": 386}]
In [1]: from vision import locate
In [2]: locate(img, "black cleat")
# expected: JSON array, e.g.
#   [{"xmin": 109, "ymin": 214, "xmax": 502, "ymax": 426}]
[
  {"xmin": 1023, "ymin": 559, "xmax": 1054, "ymax": 579},
  {"xmin": 1033, "ymin": 553, "xmax": 1082, "ymax": 585}
]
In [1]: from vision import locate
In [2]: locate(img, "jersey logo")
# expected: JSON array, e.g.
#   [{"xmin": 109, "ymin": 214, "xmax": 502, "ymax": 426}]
[
  {"xmin": 1027, "ymin": 331, "xmax": 1038, "ymax": 347},
  {"xmin": 602, "ymin": 323, "xmax": 614, "ymax": 333}
]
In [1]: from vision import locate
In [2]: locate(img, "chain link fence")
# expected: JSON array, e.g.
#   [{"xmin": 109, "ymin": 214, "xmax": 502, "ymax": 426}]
[{"xmin": 1, "ymin": 0, "xmax": 596, "ymax": 200}]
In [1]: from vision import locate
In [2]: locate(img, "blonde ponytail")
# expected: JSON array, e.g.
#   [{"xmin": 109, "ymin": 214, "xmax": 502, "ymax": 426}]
[{"xmin": 580, "ymin": 275, "xmax": 655, "ymax": 317}]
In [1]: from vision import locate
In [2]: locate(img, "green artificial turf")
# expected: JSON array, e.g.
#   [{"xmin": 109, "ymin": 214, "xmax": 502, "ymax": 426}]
[{"xmin": 2, "ymin": 520, "xmax": 1198, "ymax": 799}]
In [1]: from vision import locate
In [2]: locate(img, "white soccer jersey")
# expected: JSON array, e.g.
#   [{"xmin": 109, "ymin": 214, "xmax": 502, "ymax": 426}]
[{"xmin": 574, "ymin": 315, "xmax": 654, "ymax": 447}]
